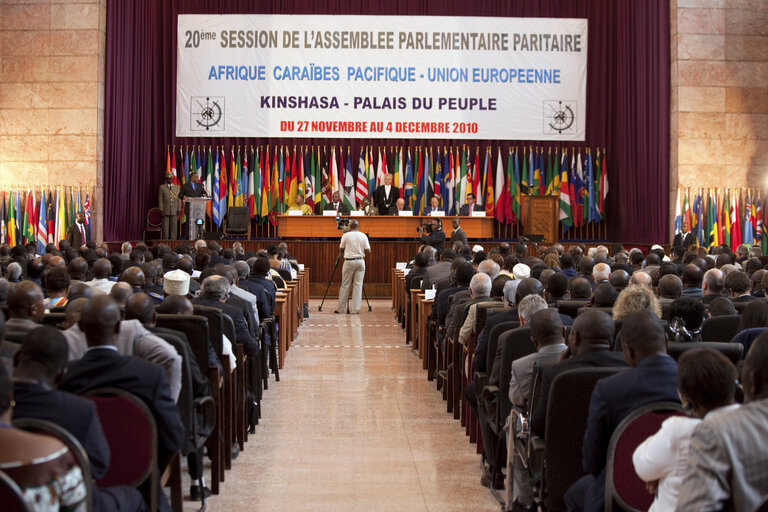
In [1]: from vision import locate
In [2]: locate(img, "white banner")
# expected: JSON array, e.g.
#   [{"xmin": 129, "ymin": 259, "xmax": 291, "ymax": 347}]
[{"xmin": 176, "ymin": 15, "xmax": 587, "ymax": 140}]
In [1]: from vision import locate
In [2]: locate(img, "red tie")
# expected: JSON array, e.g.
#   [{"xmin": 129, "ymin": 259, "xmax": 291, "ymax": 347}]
[{"xmin": 79, "ymin": 223, "xmax": 86, "ymax": 244}]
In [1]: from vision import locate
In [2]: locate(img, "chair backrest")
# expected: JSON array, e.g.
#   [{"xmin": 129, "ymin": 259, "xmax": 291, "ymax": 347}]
[
  {"xmin": 605, "ymin": 402, "xmax": 685, "ymax": 512},
  {"xmin": 41, "ymin": 313, "xmax": 66, "ymax": 328},
  {"xmin": 12, "ymin": 418, "xmax": 93, "ymax": 512},
  {"xmin": 221, "ymin": 313, "xmax": 236, "ymax": 351},
  {"xmin": 485, "ymin": 321, "xmax": 521, "ymax": 373},
  {"xmin": 497, "ymin": 327, "xmax": 536, "ymax": 422},
  {"xmin": 226, "ymin": 206, "xmax": 249, "ymax": 230},
  {"xmin": 410, "ymin": 277, "xmax": 424, "ymax": 292},
  {"xmin": 701, "ymin": 315, "xmax": 741, "ymax": 342},
  {"xmin": 486, "ymin": 307, "xmax": 510, "ymax": 320},
  {"xmin": 667, "ymin": 341, "xmax": 744, "ymax": 365},
  {"xmin": 0, "ymin": 470, "xmax": 29, "ymax": 512},
  {"xmin": 147, "ymin": 207, "xmax": 163, "ymax": 227},
  {"xmin": 277, "ymin": 268, "xmax": 292, "ymax": 282},
  {"xmin": 475, "ymin": 303, "xmax": 506, "ymax": 335},
  {"xmin": 155, "ymin": 314, "xmax": 212, "ymax": 372},
  {"xmin": 733, "ymin": 301, "xmax": 750, "ymax": 314},
  {"xmin": 84, "ymin": 388, "xmax": 157, "ymax": 490},
  {"xmin": 192, "ymin": 305, "xmax": 225, "ymax": 356},
  {"xmin": 730, "ymin": 327, "xmax": 767, "ymax": 355},
  {"xmin": 577, "ymin": 306, "xmax": 613, "ymax": 317},
  {"xmin": 544, "ymin": 367, "xmax": 626, "ymax": 512},
  {"xmin": 557, "ymin": 300, "xmax": 590, "ymax": 318}
]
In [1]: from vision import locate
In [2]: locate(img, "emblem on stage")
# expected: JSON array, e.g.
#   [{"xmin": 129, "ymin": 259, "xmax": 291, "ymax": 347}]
[
  {"xmin": 543, "ymin": 100, "xmax": 576, "ymax": 134},
  {"xmin": 190, "ymin": 96, "xmax": 225, "ymax": 131}
]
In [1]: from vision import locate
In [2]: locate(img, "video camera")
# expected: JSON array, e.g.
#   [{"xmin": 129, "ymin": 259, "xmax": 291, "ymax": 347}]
[
  {"xmin": 417, "ymin": 222, "xmax": 432, "ymax": 235},
  {"xmin": 336, "ymin": 215, "xmax": 350, "ymax": 232}
]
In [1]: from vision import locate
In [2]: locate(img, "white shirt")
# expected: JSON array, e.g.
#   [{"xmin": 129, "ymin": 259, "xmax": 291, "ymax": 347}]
[
  {"xmin": 88, "ymin": 277, "xmax": 116, "ymax": 294},
  {"xmin": 339, "ymin": 230, "xmax": 370, "ymax": 259}
]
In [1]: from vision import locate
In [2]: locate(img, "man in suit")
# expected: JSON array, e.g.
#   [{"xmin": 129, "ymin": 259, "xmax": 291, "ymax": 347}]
[
  {"xmin": 419, "ymin": 218, "xmax": 446, "ymax": 250},
  {"xmin": 726, "ymin": 270, "xmax": 759, "ymax": 302},
  {"xmin": 450, "ymin": 217, "xmax": 468, "ymax": 247},
  {"xmin": 192, "ymin": 275, "xmax": 259, "ymax": 357},
  {"xmin": 673, "ymin": 221, "xmax": 696, "ymax": 249},
  {"xmin": 459, "ymin": 192, "xmax": 484, "ymax": 216},
  {"xmin": 0, "ymin": 281, "xmax": 45, "ymax": 364},
  {"xmin": 676, "ymin": 334, "xmax": 768, "ymax": 511},
  {"xmin": 65, "ymin": 210, "xmax": 91, "ymax": 248},
  {"xmin": 373, "ymin": 173, "xmax": 399, "ymax": 215},
  {"xmin": 389, "ymin": 197, "xmax": 411, "ymax": 215},
  {"xmin": 178, "ymin": 172, "xmax": 207, "ymax": 237},
  {"xmin": 12, "ymin": 326, "xmax": 146, "ymax": 512},
  {"xmin": 564, "ymin": 310, "xmax": 679, "ymax": 512},
  {"xmin": 421, "ymin": 249, "xmax": 455, "ymax": 291},
  {"xmin": 323, "ymin": 191, "xmax": 350, "ymax": 215},
  {"xmin": 422, "ymin": 195, "xmax": 443, "ymax": 216},
  {"xmin": 701, "ymin": 268, "xmax": 726, "ymax": 305},
  {"xmin": 58, "ymin": 295, "xmax": 185, "ymax": 512},
  {"xmin": 158, "ymin": 171, "xmax": 181, "ymax": 239}
]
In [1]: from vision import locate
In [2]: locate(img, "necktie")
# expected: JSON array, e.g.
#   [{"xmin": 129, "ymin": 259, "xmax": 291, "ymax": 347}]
[{"xmin": 79, "ymin": 223, "xmax": 86, "ymax": 243}]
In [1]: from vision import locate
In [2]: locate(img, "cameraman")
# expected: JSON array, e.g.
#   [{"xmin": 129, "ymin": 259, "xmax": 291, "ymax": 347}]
[
  {"xmin": 419, "ymin": 218, "xmax": 446, "ymax": 251},
  {"xmin": 335, "ymin": 220, "xmax": 370, "ymax": 315}
]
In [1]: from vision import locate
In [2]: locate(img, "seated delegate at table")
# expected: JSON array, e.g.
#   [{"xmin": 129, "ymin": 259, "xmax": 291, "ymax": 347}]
[
  {"xmin": 459, "ymin": 193, "xmax": 484, "ymax": 215},
  {"xmin": 287, "ymin": 194, "xmax": 313, "ymax": 215},
  {"xmin": 423, "ymin": 196, "xmax": 444, "ymax": 216}
]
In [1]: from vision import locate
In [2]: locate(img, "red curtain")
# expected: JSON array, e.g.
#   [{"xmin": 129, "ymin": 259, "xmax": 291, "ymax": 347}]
[{"xmin": 104, "ymin": 0, "xmax": 669, "ymax": 243}]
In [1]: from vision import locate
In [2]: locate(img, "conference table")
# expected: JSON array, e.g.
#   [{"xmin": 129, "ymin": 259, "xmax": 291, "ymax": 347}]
[{"xmin": 277, "ymin": 214, "xmax": 494, "ymax": 239}]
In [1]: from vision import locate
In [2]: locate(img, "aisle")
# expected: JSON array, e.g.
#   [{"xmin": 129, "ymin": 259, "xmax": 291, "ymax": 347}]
[{"xmin": 195, "ymin": 299, "xmax": 499, "ymax": 511}]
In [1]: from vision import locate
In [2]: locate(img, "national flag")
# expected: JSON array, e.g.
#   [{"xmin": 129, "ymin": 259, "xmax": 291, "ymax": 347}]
[
  {"xmin": 573, "ymin": 151, "xmax": 585, "ymax": 227},
  {"xmin": 66, "ymin": 188, "xmax": 74, "ymax": 229},
  {"xmin": 598, "ymin": 148, "xmax": 609, "ymax": 216},
  {"xmin": 751, "ymin": 192, "xmax": 758, "ymax": 236},
  {"xmin": 521, "ymin": 147, "xmax": 529, "ymax": 195},
  {"xmin": 585, "ymin": 149, "xmax": 595, "ymax": 223},
  {"xmin": 532, "ymin": 147, "xmax": 541, "ymax": 196},
  {"xmin": 443, "ymin": 148, "xmax": 453, "ymax": 216},
  {"xmin": 329, "ymin": 146, "xmax": 340, "ymax": 199},
  {"xmin": 367, "ymin": 147, "xmax": 375, "ymax": 197},
  {"xmin": 0, "ymin": 192, "xmax": 6, "ymax": 244},
  {"xmin": 425, "ymin": 148, "xmax": 434, "ymax": 207},
  {"xmin": 260, "ymin": 147, "xmax": 270, "ymax": 221},
  {"xmin": 219, "ymin": 147, "xmax": 228, "ymax": 223},
  {"xmin": 756, "ymin": 193, "xmax": 762, "ymax": 245},
  {"xmin": 693, "ymin": 191, "xmax": 704, "ymax": 246},
  {"xmin": 242, "ymin": 148, "xmax": 249, "ymax": 209},
  {"xmin": 37, "ymin": 189, "xmax": 47, "ymax": 254},
  {"xmin": 21, "ymin": 189, "xmax": 32, "ymax": 245},
  {"xmin": 493, "ymin": 147, "xmax": 505, "ymax": 223},
  {"xmin": 433, "ymin": 148, "xmax": 443, "ymax": 204},
  {"xmin": 682, "ymin": 188, "xmax": 691, "ymax": 230},
  {"xmin": 7, "ymin": 190, "xmax": 16, "ymax": 247},
  {"xmin": 459, "ymin": 146, "xmax": 468, "ymax": 206},
  {"xmin": 545, "ymin": 148, "xmax": 555, "ymax": 195},
  {"xmin": 45, "ymin": 192, "xmax": 54, "ymax": 243},
  {"xmin": 744, "ymin": 191, "xmax": 754, "ymax": 245},
  {"xmin": 321, "ymin": 147, "xmax": 330, "ymax": 204},
  {"xmin": 344, "ymin": 149, "xmax": 355, "ymax": 210},
  {"xmin": 205, "ymin": 148, "xmax": 213, "ymax": 219},
  {"xmin": 379, "ymin": 147, "xmax": 388, "ymax": 185},
  {"xmin": 183, "ymin": 148, "xmax": 190, "ymax": 185},
  {"xmin": 196, "ymin": 147, "xmax": 202, "ymax": 179},
  {"xmin": 404, "ymin": 148, "xmax": 414, "ymax": 209},
  {"xmin": 212, "ymin": 149, "xmax": 221, "ymax": 227},
  {"xmin": 484, "ymin": 148, "xmax": 495, "ymax": 217},
  {"xmin": 415, "ymin": 148, "xmax": 425, "ymax": 214},
  {"xmin": 310, "ymin": 147, "xmax": 320, "ymax": 208},
  {"xmin": 286, "ymin": 146, "xmax": 298, "ymax": 208},
  {"xmin": 297, "ymin": 147, "xmax": 305, "ymax": 199},
  {"xmin": 559, "ymin": 149, "xmax": 573, "ymax": 229},
  {"xmin": 227, "ymin": 147, "xmax": 235, "ymax": 208},
  {"xmin": 270, "ymin": 147, "xmax": 280, "ymax": 218},
  {"xmin": 83, "ymin": 191, "xmax": 91, "ymax": 240},
  {"xmin": 539, "ymin": 148, "xmax": 547, "ymax": 196},
  {"xmin": 248, "ymin": 147, "xmax": 256, "ymax": 217},
  {"xmin": 507, "ymin": 148, "xmax": 519, "ymax": 225},
  {"xmin": 171, "ymin": 148, "xmax": 179, "ymax": 185},
  {"xmin": 730, "ymin": 189, "xmax": 741, "ymax": 250},
  {"xmin": 472, "ymin": 148, "xmax": 482, "ymax": 205},
  {"xmin": 674, "ymin": 188, "xmax": 682, "ymax": 235},
  {"xmin": 722, "ymin": 190, "xmax": 731, "ymax": 247},
  {"xmin": 708, "ymin": 191, "xmax": 719, "ymax": 250},
  {"xmin": 355, "ymin": 147, "xmax": 367, "ymax": 205},
  {"xmin": 717, "ymin": 189, "xmax": 725, "ymax": 245},
  {"xmin": 395, "ymin": 147, "xmax": 403, "ymax": 198},
  {"xmin": 762, "ymin": 194, "xmax": 768, "ymax": 255}
]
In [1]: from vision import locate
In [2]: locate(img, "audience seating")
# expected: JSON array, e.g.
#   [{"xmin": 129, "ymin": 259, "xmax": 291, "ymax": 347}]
[
  {"xmin": 41, "ymin": 312, "xmax": 66, "ymax": 328},
  {"xmin": 604, "ymin": 402, "xmax": 685, "ymax": 512},
  {"xmin": 701, "ymin": 315, "xmax": 741, "ymax": 342},
  {"xmin": 667, "ymin": 341, "xmax": 744, "ymax": 364},
  {"xmin": 556, "ymin": 300, "xmax": 589, "ymax": 318},
  {"xmin": 577, "ymin": 306, "xmax": 613, "ymax": 317},
  {"xmin": 143, "ymin": 207, "xmax": 163, "ymax": 242},
  {"xmin": 0, "ymin": 469, "xmax": 28, "ymax": 512},
  {"xmin": 85, "ymin": 387, "xmax": 182, "ymax": 512},
  {"xmin": 12, "ymin": 418, "xmax": 94, "ymax": 512}
]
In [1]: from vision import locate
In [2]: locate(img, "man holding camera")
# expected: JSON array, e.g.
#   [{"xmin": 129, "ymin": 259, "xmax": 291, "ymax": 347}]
[
  {"xmin": 419, "ymin": 218, "xmax": 446, "ymax": 251},
  {"xmin": 335, "ymin": 220, "xmax": 370, "ymax": 314}
]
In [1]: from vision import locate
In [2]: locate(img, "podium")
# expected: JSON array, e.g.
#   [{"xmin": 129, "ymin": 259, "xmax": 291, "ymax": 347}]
[
  {"xmin": 184, "ymin": 197, "xmax": 211, "ymax": 240},
  {"xmin": 522, "ymin": 196, "xmax": 559, "ymax": 242}
]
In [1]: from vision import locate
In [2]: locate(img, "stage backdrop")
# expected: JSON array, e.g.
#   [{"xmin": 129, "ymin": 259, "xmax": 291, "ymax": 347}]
[
  {"xmin": 104, "ymin": 0, "xmax": 669, "ymax": 244},
  {"xmin": 175, "ymin": 15, "xmax": 588, "ymax": 141}
]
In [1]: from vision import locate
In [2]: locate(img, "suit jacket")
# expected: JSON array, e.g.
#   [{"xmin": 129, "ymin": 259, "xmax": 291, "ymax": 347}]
[
  {"xmin": 323, "ymin": 201, "xmax": 350, "ymax": 215},
  {"xmin": 158, "ymin": 183, "xmax": 181, "ymax": 216},
  {"xmin": 580, "ymin": 354, "xmax": 679, "ymax": 512},
  {"xmin": 421, "ymin": 228, "xmax": 446, "ymax": 250},
  {"xmin": 238, "ymin": 279, "xmax": 272, "ymax": 318},
  {"xmin": 147, "ymin": 326, "xmax": 209, "ymax": 398},
  {"xmin": 388, "ymin": 205, "xmax": 411, "ymax": 215},
  {"xmin": 373, "ymin": 185, "xmax": 400, "ymax": 215},
  {"xmin": 474, "ymin": 308, "xmax": 520, "ymax": 373},
  {"xmin": 450, "ymin": 227, "xmax": 468, "ymax": 247},
  {"xmin": 435, "ymin": 285, "xmax": 468, "ymax": 326},
  {"xmin": 459, "ymin": 203, "xmax": 484, "ymax": 216},
  {"xmin": 421, "ymin": 261, "xmax": 452, "ymax": 291},
  {"xmin": 12, "ymin": 381, "xmax": 111, "ymax": 480},
  {"xmin": 59, "ymin": 347, "xmax": 185, "ymax": 464},
  {"xmin": 676, "ymin": 398, "xmax": 768, "ymax": 512},
  {"xmin": 422, "ymin": 206, "xmax": 444, "ymax": 216},
  {"xmin": 530, "ymin": 350, "xmax": 628, "ymax": 437},
  {"xmin": 191, "ymin": 297, "xmax": 258, "ymax": 357},
  {"xmin": 178, "ymin": 181, "xmax": 206, "ymax": 199},
  {"xmin": 673, "ymin": 231, "xmax": 696, "ymax": 249},
  {"xmin": 509, "ymin": 344, "xmax": 568, "ymax": 408},
  {"xmin": 733, "ymin": 294, "xmax": 760, "ymax": 303},
  {"xmin": 247, "ymin": 275, "xmax": 277, "ymax": 310},
  {"xmin": 65, "ymin": 222, "xmax": 91, "ymax": 248}
]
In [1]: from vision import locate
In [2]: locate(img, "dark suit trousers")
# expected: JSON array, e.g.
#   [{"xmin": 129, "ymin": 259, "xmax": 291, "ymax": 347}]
[{"xmin": 162, "ymin": 215, "xmax": 177, "ymax": 239}]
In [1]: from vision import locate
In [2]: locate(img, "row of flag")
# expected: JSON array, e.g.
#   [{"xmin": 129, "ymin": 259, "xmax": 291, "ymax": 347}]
[
  {"xmin": 674, "ymin": 187, "xmax": 768, "ymax": 254},
  {"xmin": 166, "ymin": 145, "xmax": 608, "ymax": 229},
  {"xmin": 0, "ymin": 187, "xmax": 91, "ymax": 252}
]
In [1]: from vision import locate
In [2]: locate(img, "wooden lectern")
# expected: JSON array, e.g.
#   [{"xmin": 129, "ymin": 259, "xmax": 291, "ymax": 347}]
[
  {"xmin": 184, "ymin": 197, "xmax": 211, "ymax": 240},
  {"xmin": 522, "ymin": 196, "xmax": 559, "ymax": 242}
]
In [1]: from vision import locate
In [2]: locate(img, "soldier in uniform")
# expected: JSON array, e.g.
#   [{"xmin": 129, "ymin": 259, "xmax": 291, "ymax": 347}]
[{"xmin": 159, "ymin": 171, "xmax": 181, "ymax": 239}]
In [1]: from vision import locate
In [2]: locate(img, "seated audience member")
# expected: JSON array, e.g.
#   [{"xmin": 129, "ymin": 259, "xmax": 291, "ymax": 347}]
[
  {"xmin": 6, "ymin": 261, "xmax": 22, "ymax": 282},
  {"xmin": 176, "ymin": 256, "xmax": 200, "ymax": 294},
  {"xmin": 508, "ymin": 309, "xmax": 568, "ymax": 510},
  {"xmin": 633, "ymin": 349, "xmax": 738, "ymax": 512},
  {"xmin": 531, "ymin": 310, "xmax": 626, "ymax": 437},
  {"xmin": 0, "ymin": 277, "xmax": 10, "ymax": 305},
  {"xmin": 44, "ymin": 267, "xmax": 71, "ymax": 310},
  {"xmin": 421, "ymin": 249, "xmax": 457, "ymax": 292},
  {"xmin": 657, "ymin": 274, "xmax": 683, "ymax": 305},
  {"xmin": 668, "ymin": 297, "xmax": 706, "ymax": 342},
  {"xmin": 726, "ymin": 270, "xmax": 759, "ymax": 302},
  {"xmin": 458, "ymin": 274, "xmax": 509, "ymax": 347},
  {"xmin": 565, "ymin": 310, "xmax": 680, "ymax": 512},
  {"xmin": 560, "ymin": 253, "xmax": 578, "ymax": 278},
  {"xmin": 448, "ymin": 273, "xmax": 492, "ymax": 346},
  {"xmin": 629, "ymin": 270, "xmax": 652, "ymax": 287},
  {"xmin": 12, "ymin": 327, "xmax": 146, "ymax": 511},
  {"xmin": 676, "ymin": 332, "xmax": 768, "ymax": 510},
  {"xmin": 405, "ymin": 252, "xmax": 429, "ymax": 291},
  {"xmin": 59, "ymin": 296, "xmax": 184, "ymax": 512},
  {"xmin": 681, "ymin": 264, "xmax": 704, "ymax": 297},
  {"xmin": 592, "ymin": 263, "xmax": 611, "ymax": 288},
  {"xmin": 0, "ymin": 361, "xmax": 88, "ymax": 511},
  {"xmin": 26, "ymin": 258, "xmax": 44, "ymax": 287},
  {"xmin": 1, "ymin": 281, "xmax": 45, "ymax": 362},
  {"xmin": 739, "ymin": 300, "xmax": 768, "ymax": 332},
  {"xmin": 62, "ymin": 293, "xmax": 182, "ymax": 402},
  {"xmin": 87, "ymin": 258, "xmax": 116, "ymax": 295},
  {"xmin": 109, "ymin": 281, "xmax": 134, "ymax": 310},
  {"xmin": 215, "ymin": 264, "xmax": 261, "ymax": 331},
  {"xmin": 67, "ymin": 280, "xmax": 94, "ymax": 302},
  {"xmin": 434, "ymin": 261, "xmax": 475, "ymax": 327},
  {"xmin": 569, "ymin": 277, "xmax": 592, "ymax": 299},
  {"xmin": 192, "ymin": 275, "xmax": 259, "ymax": 357},
  {"xmin": 546, "ymin": 272, "xmax": 570, "ymax": 302},
  {"xmin": 612, "ymin": 283, "xmax": 662, "ymax": 322},
  {"xmin": 589, "ymin": 282, "xmax": 618, "ymax": 308},
  {"xmin": 121, "ymin": 266, "xmax": 146, "ymax": 294},
  {"xmin": 707, "ymin": 296, "xmax": 737, "ymax": 318}
]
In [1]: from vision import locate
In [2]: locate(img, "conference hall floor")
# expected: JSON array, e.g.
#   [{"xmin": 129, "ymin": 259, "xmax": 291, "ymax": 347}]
[{"xmin": 181, "ymin": 298, "xmax": 499, "ymax": 511}]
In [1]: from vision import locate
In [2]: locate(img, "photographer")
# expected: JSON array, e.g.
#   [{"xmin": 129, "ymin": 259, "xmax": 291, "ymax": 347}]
[
  {"xmin": 419, "ymin": 218, "xmax": 446, "ymax": 251},
  {"xmin": 334, "ymin": 220, "xmax": 370, "ymax": 315}
]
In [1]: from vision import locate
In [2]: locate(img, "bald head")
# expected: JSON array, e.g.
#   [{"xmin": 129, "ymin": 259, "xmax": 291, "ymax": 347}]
[
  {"xmin": 610, "ymin": 269, "xmax": 630, "ymax": 292},
  {"xmin": 78, "ymin": 296, "xmax": 121, "ymax": 347},
  {"xmin": 109, "ymin": 282, "xmax": 133, "ymax": 307},
  {"xmin": 570, "ymin": 310, "xmax": 615, "ymax": 354},
  {"xmin": 658, "ymin": 274, "xmax": 683, "ymax": 299},
  {"xmin": 592, "ymin": 263, "xmax": 610, "ymax": 282},
  {"xmin": 515, "ymin": 277, "xmax": 544, "ymax": 303},
  {"xmin": 124, "ymin": 293, "xmax": 156, "ymax": 326},
  {"xmin": 64, "ymin": 297, "xmax": 88, "ymax": 328},
  {"xmin": 68, "ymin": 257, "xmax": 88, "ymax": 280},
  {"xmin": 92, "ymin": 258, "xmax": 112, "ymax": 279},
  {"xmin": 67, "ymin": 281, "xmax": 93, "ymax": 301},
  {"xmin": 7, "ymin": 280, "xmax": 45, "ymax": 322},
  {"xmin": 156, "ymin": 294, "xmax": 194, "ymax": 316},
  {"xmin": 619, "ymin": 310, "xmax": 667, "ymax": 366},
  {"xmin": 629, "ymin": 271, "xmax": 652, "ymax": 287},
  {"xmin": 121, "ymin": 266, "xmax": 145, "ymax": 289},
  {"xmin": 529, "ymin": 309, "xmax": 565, "ymax": 347}
]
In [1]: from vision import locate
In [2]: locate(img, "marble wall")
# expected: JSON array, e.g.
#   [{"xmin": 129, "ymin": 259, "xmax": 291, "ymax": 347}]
[
  {"xmin": 0, "ymin": 0, "xmax": 106, "ymax": 241},
  {"xmin": 672, "ymin": 0, "xmax": 768, "ymax": 195}
]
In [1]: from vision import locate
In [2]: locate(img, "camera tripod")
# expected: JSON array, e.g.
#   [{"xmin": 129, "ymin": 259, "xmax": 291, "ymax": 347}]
[{"xmin": 318, "ymin": 254, "xmax": 373, "ymax": 312}]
